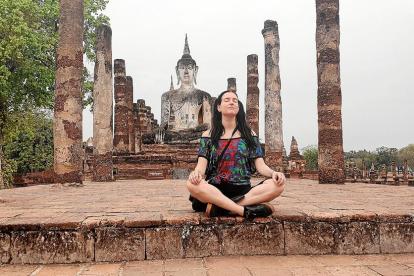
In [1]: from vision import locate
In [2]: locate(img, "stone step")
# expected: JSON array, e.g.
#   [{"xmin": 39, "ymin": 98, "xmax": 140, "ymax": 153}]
[
  {"xmin": 1, "ymin": 179, "xmax": 413, "ymax": 265},
  {"xmin": 1, "ymin": 210, "xmax": 414, "ymax": 264}
]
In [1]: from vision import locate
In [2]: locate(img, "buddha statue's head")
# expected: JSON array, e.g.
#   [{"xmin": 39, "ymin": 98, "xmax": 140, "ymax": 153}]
[{"xmin": 176, "ymin": 35, "xmax": 198, "ymax": 88}]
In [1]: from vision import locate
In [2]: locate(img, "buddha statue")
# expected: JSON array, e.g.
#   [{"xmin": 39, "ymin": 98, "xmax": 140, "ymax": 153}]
[{"xmin": 161, "ymin": 35, "xmax": 212, "ymax": 132}]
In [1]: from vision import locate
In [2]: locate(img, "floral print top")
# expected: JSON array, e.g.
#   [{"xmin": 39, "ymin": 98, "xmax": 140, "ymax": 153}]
[{"xmin": 198, "ymin": 136, "xmax": 264, "ymax": 185}]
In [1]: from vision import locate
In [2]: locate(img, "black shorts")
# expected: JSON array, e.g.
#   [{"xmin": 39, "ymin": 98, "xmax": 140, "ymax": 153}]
[
  {"xmin": 209, "ymin": 179, "xmax": 266, "ymax": 198},
  {"xmin": 190, "ymin": 179, "xmax": 266, "ymax": 212}
]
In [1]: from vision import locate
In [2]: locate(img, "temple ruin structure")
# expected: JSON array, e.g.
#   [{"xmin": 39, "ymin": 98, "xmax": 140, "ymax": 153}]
[
  {"xmin": 246, "ymin": 54, "xmax": 260, "ymax": 136},
  {"xmin": 54, "ymin": 0, "xmax": 84, "ymax": 184},
  {"xmin": 92, "ymin": 25, "xmax": 114, "ymax": 182},
  {"xmin": 262, "ymin": 20, "xmax": 284, "ymax": 172},
  {"xmin": 289, "ymin": 137, "xmax": 306, "ymax": 165},
  {"xmin": 287, "ymin": 137, "xmax": 306, "ymax": 178},
  {"xmin": 316, "ymin": 0, "xmax": 345, "ymax": 184}
]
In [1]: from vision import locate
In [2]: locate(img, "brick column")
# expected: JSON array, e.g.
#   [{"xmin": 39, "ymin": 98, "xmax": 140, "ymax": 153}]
[
  {"xmin": 126, "ymin": 76, "xmax": 135, "ymax": 153},
  {"xmin": 362, "ymin": 160, "xmax": 367, "ymax": 180},
  {"xmin": 133, "ymin": 102, "xmax": 141, "ymax": 153},
  {"xmin": 54, "ymin": 0, "xmax": 84, "ymax": 184},
  {"xmin": 404, "ymin": 159, "xmax": 408, "ymax": 181},
  {"xmin": 92, "ymin": 25, "xmax": 113, "ymax": 182},
  {"xmin": 246, "ymin": 54, "xmax": 260, "ymax": 136},
  {"xmin": 227, "ymin": 78, "xmax": 237, "ymax": 92},
  {"xmin": 316, "ymin": 0, "xmax": 345, "ymax": 184},
  {"xmin": 262, "ymin": 20, "xmax": 284, "ymax": 172},
  {"xmin": 391, "ymin": 161, "xmax": 396, "ymax": 177},
  {"xmin": 146, "ymin": 107, "xmax": 154, "ymax": 134},
  {"xmin": 137, "ymin": 100, "xmax": 148, "ymax": 136},
  {"xmin": 113, "ymin": 59, "xmax": 129, "ymax": 155}
]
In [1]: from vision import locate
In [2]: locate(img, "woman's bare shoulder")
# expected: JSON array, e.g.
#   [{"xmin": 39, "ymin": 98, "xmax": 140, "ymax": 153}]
[
  {"xmin": 251, "ymin": 130, "xmax": 257, "ymax": 136},
  {"xmin": 201, "ymin": 130, "xmax": 211, "ymax": 138}
]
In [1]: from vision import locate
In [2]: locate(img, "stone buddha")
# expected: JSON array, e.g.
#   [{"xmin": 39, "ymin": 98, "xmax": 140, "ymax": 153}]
[{"xmin": 161, "ymin": 35, "xmax": 212, "ymax": 132}]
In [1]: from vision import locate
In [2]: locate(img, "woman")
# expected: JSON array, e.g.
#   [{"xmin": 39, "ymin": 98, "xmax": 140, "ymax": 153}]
[{"xmin": 187, "ymin": 90, "xmax": 286, "ymax": 219}]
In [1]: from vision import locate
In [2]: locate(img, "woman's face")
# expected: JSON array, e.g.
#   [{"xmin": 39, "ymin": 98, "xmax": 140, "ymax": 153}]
[{"xmin": 218, "ymin": 92, "xmax": 239, "ymax": 116}]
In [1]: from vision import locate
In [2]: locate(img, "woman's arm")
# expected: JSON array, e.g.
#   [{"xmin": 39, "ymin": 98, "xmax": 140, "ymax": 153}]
[
  {"xmin": 189, "ymin": 130, "xmax": 211, "ymax": 185},
  {"xmin": 189, "ymin": 157, "xmax": 208, "ymax": 185},
  {"xmin": 194, "ymin": 157, "xmax": 208, "ymax": 176},
  {"xmin": 254, "ymin": 157, "xmax": 286, "ymax": 186}
]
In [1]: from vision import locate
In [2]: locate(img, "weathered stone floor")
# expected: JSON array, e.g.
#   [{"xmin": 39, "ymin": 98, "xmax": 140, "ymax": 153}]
[
  {"xmin": 1, "ymin": 178, "xmax": 414, "ymax": 264},
  {"xmin": 1, "ymin": 254, "xmax": 414, "ymax": 275}
]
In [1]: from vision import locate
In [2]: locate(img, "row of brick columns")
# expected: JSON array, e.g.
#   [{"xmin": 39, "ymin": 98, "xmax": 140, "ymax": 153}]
[{"xmin": 53, "ymin": 0, "xmax": 344, "ymax": 184}]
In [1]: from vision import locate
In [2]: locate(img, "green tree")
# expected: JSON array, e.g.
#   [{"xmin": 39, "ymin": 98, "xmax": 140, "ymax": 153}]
[
  {"xmin": 0, "ymin": 0, "xmax": 110, "ymax": 188},
  {"xmin": 375, "ymin": 146, "xmax": 398, "ymax": 169},
  {"xmin": 397, "ymin": 144, "xmax": 414, "ymax": 169},
  {"xmin": 3, "ymin": 109, "xmax": 54, "ymax": 174},
  {"xmin": 301, "ymin": 145, "xmax": 318, "ymax": 170}
]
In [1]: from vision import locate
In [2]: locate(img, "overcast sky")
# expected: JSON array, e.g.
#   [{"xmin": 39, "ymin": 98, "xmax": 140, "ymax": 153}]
[{"xmin": 83, "ymin": 0, "xmax": 414, "ymax": 153}]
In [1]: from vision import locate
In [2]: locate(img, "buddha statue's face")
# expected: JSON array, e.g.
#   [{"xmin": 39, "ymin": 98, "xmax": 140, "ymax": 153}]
[{"xmin": 176, "ymin": 61, "xmax": 198, "ymax": 87}]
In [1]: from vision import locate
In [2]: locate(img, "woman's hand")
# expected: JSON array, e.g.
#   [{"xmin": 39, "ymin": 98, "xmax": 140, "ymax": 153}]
[
  {"xmin": 189, "ymin": 170, "xmax": 202, "ymax": 185},
  {"xmin": 272, "ymin": 171, "xmax": 286, "ymax": 186}
]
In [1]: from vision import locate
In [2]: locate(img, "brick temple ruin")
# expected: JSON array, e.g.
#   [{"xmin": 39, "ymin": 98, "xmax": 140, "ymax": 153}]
[
  {"xmin": 51, "ymin": 0, "xmax": 368, "ymax": 185},
  {"xmin": 82, "ymin": 29, "xmax": 319, "ymax": 181},
  {"xmin": 343, "ymin": 159, "xmax": 414, "ymax": 186}
]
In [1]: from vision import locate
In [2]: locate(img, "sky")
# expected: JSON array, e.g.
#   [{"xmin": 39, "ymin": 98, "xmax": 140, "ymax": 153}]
[{"xmin": 83, "ymin": 0, "xmax": 414, "ymax": 153}]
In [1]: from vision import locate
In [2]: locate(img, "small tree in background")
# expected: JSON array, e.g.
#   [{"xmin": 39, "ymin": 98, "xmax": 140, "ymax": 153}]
[
  {"xmin": 301, "ymin": 145, "xmax": 318, "ymax": 170},
  {"xmin": 398, "ymin": 144, "xmax": 414, "ymax": 169}
]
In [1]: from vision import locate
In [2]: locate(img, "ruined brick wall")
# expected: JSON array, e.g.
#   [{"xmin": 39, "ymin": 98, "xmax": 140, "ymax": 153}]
[
  {"xmin": 316, "ymin": 0, "xmax": 345, "ymax": 184},
  {"xmin": 113, "ymin": 143, "xmax": 199, "ymax": 180},
  {"xmin": 246, "ymin": 54, "xmax": 260, "ymax": 136},
  {"xmin": 113, "ymin": 59, "xmax": 129, "ymax": 155},
  {"xmin": 262, "ymin": 20, "xmax": 284, "ymax": 172},
  {"xmin": 54, "ymin": 0, "xmax": 84, "ymax": 184},
  {"xmin": 92, "ymin": 25, "xmax": 113, "ymax": 182}
]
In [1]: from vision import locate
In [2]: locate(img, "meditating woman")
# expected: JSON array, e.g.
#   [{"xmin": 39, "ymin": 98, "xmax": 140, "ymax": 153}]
[{"xmin": 187, "ymin": 90, "xmax": 286, "ymax": 218}]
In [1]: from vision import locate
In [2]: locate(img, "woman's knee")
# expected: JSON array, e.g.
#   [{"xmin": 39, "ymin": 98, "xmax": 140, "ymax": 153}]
[
  {"xmin": 275, "ymin": 184, "xmax": 284, "ymax": 196},
  {"xmin": 186, "ymin": 180, "xmax": 197, "ymax": 194},
  {"xmin": 186, "ymin": 180, "xmax": 206, "ymax": 196},
  {"xmin": 265, "ymin": 179, "xmax": 284, "ymax": 198}
]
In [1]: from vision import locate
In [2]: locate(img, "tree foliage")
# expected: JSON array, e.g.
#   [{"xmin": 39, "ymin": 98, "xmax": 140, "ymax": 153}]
[
  {"xmin": 3, "ymin": 109, "xmax": 54, "ymax": 174},
  {"xmin": 301, "ymin": 145, "xmax": 318, "ymax": 170},
  {"xmin": 0, "ymin": 0, "xmax": 110, "ymax": 117},
  {"xmin": 397, "ymin": 144, "xmax": 414, "ymax": 169}
]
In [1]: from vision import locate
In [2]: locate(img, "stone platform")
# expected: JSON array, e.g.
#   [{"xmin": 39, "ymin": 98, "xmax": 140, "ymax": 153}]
[{"xmin": 0, "ymin": 179, "xmax": 413, "ymax": 265}]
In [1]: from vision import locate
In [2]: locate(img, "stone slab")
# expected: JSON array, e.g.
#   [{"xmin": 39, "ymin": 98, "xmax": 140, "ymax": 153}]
[
  {"xmin": 337, "ymin": 222, "xmax": 380, "ymax": 254},
  {"xmin": 380, "ymin": 223, "xmax": 414, "ymax": 253},
  {"xmin": 222, "ymin": 223, "xmax": 284, "ymax": 256},
  {"xmin": 95, "ymin": 227, "xmax": 145, "ymax": 262},
  {"xmin": 145, "ymin": 228, "xmax": 185, "ymax": 260},
  {"xmin": 285, "ymin": 222, "xmax": 337, "ymax": 255},
  {"xmin": 10, "ymin": 230, "xmax": 94, "ymax": 264},
  {"xmin": 0, "ymin": 233, "xmax": 10, "ymax": 264},
  {"xmin": 185, "ymin": 225, "xmax": 222, "ymax": 258}
]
